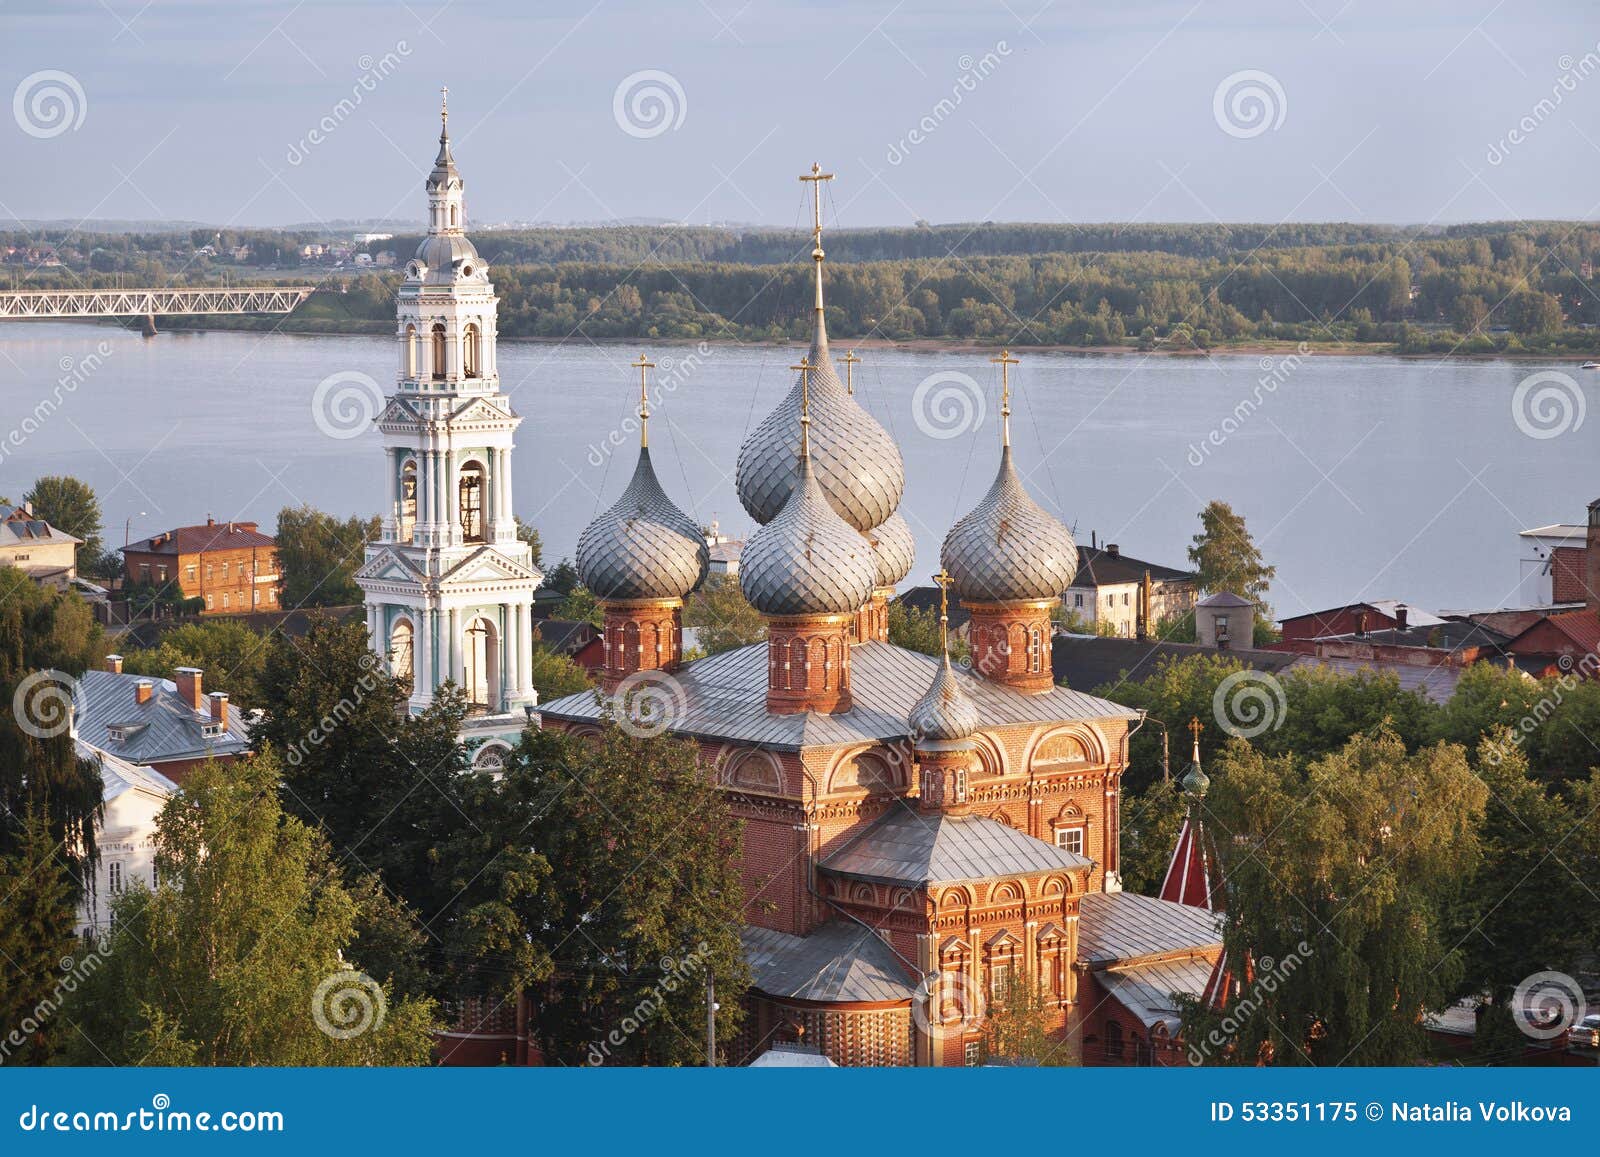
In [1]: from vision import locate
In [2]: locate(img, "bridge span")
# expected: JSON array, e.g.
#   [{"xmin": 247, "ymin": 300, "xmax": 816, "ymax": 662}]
[{"xmin": 0, "ymin": 286, "xmax": 315, "ymax": 323}]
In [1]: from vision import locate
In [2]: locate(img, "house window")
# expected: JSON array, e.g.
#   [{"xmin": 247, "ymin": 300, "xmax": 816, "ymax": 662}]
[
  {"xmin": 1105, "ymin": 1019, "xmax": 1124, "ymax": 1061},
  {"xmin": 990, "ymin": 962, "xmax": 1013, "ymax": 1003},
  {"xmin": 157, "ymin": 566, "xmax": 168, "ymax": 582},
  {"xmin": 963, "ymin": 1041, "xmax": 981, "ymax": 1067},
  {"xmin": 1105, "ymin": 594, "xmax": 1114, "ymax": 607},
  {"xmin": 1216, "ymin": 614, "xmax": 1229, "ymax": 631},
  {"xmin": 1074, "ymin": 593, "xmax": 1083, "ymax": 607},
  {"xmin": 139, "ymin": 563, "xmax": 150, "ymax": 581},
  {"xmin": 186, "ymin": 564, "xmax": 196, "ymax": 582},
  {"xmin": 268, "ymin": 589, "xmax": 277, "ymax": 605},
  {"xmin": 222, "ymin": 592, "xmax": 229, "ymax": 608},
  {"xmin": 206, "ymin": 563, "xmax": 214, "ymax": 581},
  {"xmin": 1122, "ymin": 592, "xmax": 1130, "ymax": 605},
  {"xmin": 221, "ymin": 561, "xmax": 229, "ymax": 579},
  {"xmin": 206, "ymin": 594, "xmax": 213, "ymax": 609},
  {"xmin": 1055, "ymin": 826, "xmax": 1085, "ymax": 856},
  {"xmin": 107, "ymin": 862, "xmax": 123, "ymax": 894},
  {"xmin": 253, "ymin": 590, "xmax": 260, "ymax": 606}
]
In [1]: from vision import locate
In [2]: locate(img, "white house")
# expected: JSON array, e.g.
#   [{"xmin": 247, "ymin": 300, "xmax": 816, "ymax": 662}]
[
  {"xmin": 75, "ymin": 738, "xmax": 177, "ymax": 939},
  {"xmin": 1516, "ymin": 523, "xmax": 1586, "ymax": 608}
]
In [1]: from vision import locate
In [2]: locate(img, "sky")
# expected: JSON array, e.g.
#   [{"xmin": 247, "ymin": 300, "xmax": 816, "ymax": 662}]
[{"xmin": 6, "ymin": 0, "xmax": 1600, "ymax": 229}]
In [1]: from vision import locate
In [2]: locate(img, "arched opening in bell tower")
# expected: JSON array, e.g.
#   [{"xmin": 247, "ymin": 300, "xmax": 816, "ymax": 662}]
[
  {"xmin": 389, "ymin": 617, "xmax": 415, "ymax": 692},
  {"xmin": 463, "ymin": 323, "xmax": 481, "ymax": 378},
  {"xmin": 464, "ymin": 615, "xmax": 500, "ymax": 714},
  {"xmin": 404, "ymin": 324, "xmax": 418, "ymax": 377},
  {"xmin": 458, "ymin": 460, "xmax": 486, "ymax": 543},
  {"xmin": 399, "ymin": 458, "xmax": 418, "ymax": 542},
  {"xmin": 431, "ymin": 323, "xmax": 447, "ymax": 380}
]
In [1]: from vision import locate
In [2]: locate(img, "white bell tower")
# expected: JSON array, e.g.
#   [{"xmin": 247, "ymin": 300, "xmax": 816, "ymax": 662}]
[{"xmin": 356, "ymin": 91, "xmax": 542, "ymax": 761}]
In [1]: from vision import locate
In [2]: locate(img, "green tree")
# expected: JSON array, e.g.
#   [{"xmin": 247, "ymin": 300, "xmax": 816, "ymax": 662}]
[
  {"xmin": 515, "ymin": 517, "xmax": 544, "ymax": 568},
  {"xmin": 526, "ymin": 640, "xmax": 595, "ymax": 703},
  {"xmin": 544, "ymin": 559, "xmax": 580, "ymax": 595},
  {"xmin": 1183, "ymin": 732, "xmax": 1486, "ymax": 1065},
  {"xmin": 64, "ymin": 751, "xmax": 438, "ymax": 1065},
  {"xmin": 120, "ymin": 619, "xmax": 269, "ymax": 707},
  {"xmin": 274, "ymin": 504, "xmax": 379, "ymax": 607},
  {"xmin": 554, "ymin": 584, "xmax": 602, "ymax": 627},
  {"xmin": 888, "ymin": 602, "xmax": 970, "ymax": 661},
  {"xmin": 979, "ymin": 974, "xmax": 1075, "ymax": 1066},
  {"xmin": 1453, "ymin": 294, "xmax": 1488, "ymax": 335},
  {"xmin": 507, "ymin": 725, "xmax": 749, "ymax": 1065},
  {"xmin": 0, "ymin": 811, "xmax": 81, "ymax": 1065},
  {"xmin": 683, "ymin": 573, "xmax": 765, "ymax": 655},
  {"xmin": 1187, "ymin": 500, "xmax": 1274, "ymax": 610},
  {"xmin": 1118, "ymin": 775, "xmax": 1189, "ymax": 895},
  {"xmin": 23, "ymin": 475, "xmax": 102, "ymax": 572},
  {"xmin": 1507, "ymin": 289, "xmax": 1563, "ymax": 335}
]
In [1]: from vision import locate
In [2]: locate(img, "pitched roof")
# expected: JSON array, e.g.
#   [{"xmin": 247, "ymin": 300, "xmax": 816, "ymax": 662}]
[
  {"xmin": 1071, "ymin": 546, "xmax": 1195, "ymax": 589},
  {"xmin": 1196, "ymin": 591, "xmax": 1253, "ymax": 608},
  {"xmin": 532, "ymin": 618, "xmax": 600, "ymax": 656},
  {"xmin": 1287, "ymin": 654, "xmax": 1467, "ymax": 704},
  {"xmin": 1076, "ymin": 890, "xmax": 1222, "ymax": 968},
  {"xmin": 747, "ymin": 1043, "xmax": 837, "ymax": 1067},
  {"xmin": 539, "ymin": 639, "xmax": 1137, "ymax": 751},
  {"xmin": 123, "ymin": 520, "xmax": 274, "ymax": 556},
  {"xmin": 822, "ymin": 808, "xmax": 1091, "ymax": 887},
  {"xmin": 1280, "ymin": 600, "xmax": 1445, "ymax": 629},
  {"xmin": 1158, "ymin": 815, "xmax": 1214, "ymax": 909},
  {"xmin": 742, "ymin": 922, "xmax": 916, "ymax": 1004},
  {"xmin": 897, "ymin": 586, "xmax": 972, "ymax": 631},
  {"xmin": 1099, "ymin": 955, "xmax": 1218, "ymax": 1028},
  {"xmin": 1510, "ymin": 608, "xmax": 1600, "ymax": 654},
  {"xmin": 0, "ymin": 504, "xmax": 81, "ymax": 549},
  {"xmin": 74, "ymin": 668, "xmax": 251, "ymax": 764},
  {"xmin": 1314, "ymin": 619, "xmax": 1509, "ymax": 650},
  {"xmin": 76, "ymin": 738, "xmax": 179, "ymax": 803},
  {"xmin": 1052, "ymin": 635, "xmax": 1297, "ymax": 694}
]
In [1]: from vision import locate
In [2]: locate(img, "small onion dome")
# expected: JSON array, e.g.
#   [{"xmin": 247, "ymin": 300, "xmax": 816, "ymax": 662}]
[
  {"xmin": 740, "ymin": 452, "xmax": 876, "ymax": 616},
  {"xmin": 1182, "ymin": 749, "xmax": 1210, "ymax": 797},
  {"xmin": 735, "ymin": 326, "xmax": 905, "ymax": 532},
  {"xmin": 909, "ymin": 654, "xmax": 982, "ymax": 743},
  {"xmin": 575, "ymin": 447, "xmax": 708, "ymax": 601},
  {"xmin": 865, "ymin": 511, "xmax": 915, "ymax": 589},
  {"xmin": 940, "ymin": 446, "xmax": 1078, "ymax": 603}
]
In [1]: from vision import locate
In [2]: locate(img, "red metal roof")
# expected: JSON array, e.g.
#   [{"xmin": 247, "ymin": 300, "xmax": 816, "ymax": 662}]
[
  {"xmin": 123, "ymin": 520, "xmax": 274, "ymax": 555},
  {"xmin": 1158, "ymin": 814, "xmax": 1214, "ymax": 909}
]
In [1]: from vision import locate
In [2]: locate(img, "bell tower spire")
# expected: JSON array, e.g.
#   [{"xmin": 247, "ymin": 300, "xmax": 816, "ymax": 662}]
[{"xmin": 798, "ymin": 162, "xmax": 835, "ymax": 345}]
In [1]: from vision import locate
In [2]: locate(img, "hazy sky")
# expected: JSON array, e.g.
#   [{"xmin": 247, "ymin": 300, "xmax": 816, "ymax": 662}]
[{"xmin": 7, "ymin": 0, "xmax": 1600, "ymax": 228}]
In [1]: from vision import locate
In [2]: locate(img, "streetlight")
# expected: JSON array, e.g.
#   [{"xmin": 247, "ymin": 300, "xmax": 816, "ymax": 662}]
[{"xmin": 124, "ymin": 511, "xmax": 146, "ymax": 547}]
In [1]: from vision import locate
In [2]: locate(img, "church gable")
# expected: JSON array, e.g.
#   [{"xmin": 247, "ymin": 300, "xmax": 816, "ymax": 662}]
[
  {"xmin": 438, "ymin": 545, "xmax": 541, "ymax": 585},
  {"xmin": 356, "ymin": 548, "xmax": 426, "ymax": 584},
  {"xmin": 449, "ymin": 396, "xmax": 515, "ymax": 426}
]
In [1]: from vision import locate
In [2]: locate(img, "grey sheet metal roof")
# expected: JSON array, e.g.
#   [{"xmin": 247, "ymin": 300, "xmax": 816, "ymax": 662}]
[
  {"xmin": 1287, "ymin": 654, "xmax": 1465, "ymax": 705},
  {"xmin": 1099, "ymin": 955, "xmax": 1217, "ymax": 1028},
  {"xmin": 823, "ymin": 808, "xmax": 1091, "ymax": 886},
  {"xmin": 1077, "ymin": 890, "xmax": 1223, "ymax": 968},
  {"xmin": 76, "ymin": 738, "xmax": 179, "ymax": 803},
  {"xmin": 539, "ymin": 639, "xmax": 1137, "ymax": 751},
  {"xmin": 747, "ymin": 1043, "xmax": 838, "ymax": 1067},
  {"xmin": 74, "ymin": 669, "xmax": 251, "ymax": 765},
  {"xmin": 742, "ymin": 922, "xmax": 916, "ymax": 1005}
]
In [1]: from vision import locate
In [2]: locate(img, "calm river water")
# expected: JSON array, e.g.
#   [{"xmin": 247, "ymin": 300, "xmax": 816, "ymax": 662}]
[{"xmin": 0, "ymin": 321, "xmax": 1588, "ymax": 618}]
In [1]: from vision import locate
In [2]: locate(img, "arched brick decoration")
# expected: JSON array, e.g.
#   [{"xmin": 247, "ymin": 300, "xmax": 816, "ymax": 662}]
[
  {"xmin": 1028, "ymin": 723, "xmax": 1108, "ymax": 769},
  {"xmin": 827, "ymin": 749, "xmax": 901, "ymax": 794},
  {"xmin": 725, "ymin": 750, "xmax": 784, "ymax": 793},
  {"xmin": 970, "ymin": 732, "xmax": 1006, "ymax": 778}
]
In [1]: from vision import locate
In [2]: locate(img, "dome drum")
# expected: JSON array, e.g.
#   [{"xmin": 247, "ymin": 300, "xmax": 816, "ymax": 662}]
[
  {"xmin": 964, "ymin": 600, "xmax": 1057, "ymax": 694},
  {"xmin": 764, "ymin": 613, "xmax": 854, "ymax": 715}
]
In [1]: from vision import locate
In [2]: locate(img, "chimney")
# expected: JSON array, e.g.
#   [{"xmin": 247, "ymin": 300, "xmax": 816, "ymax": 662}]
[
  {"xmin": 135, "ymin": 679, "xmax": 154, "ymax": 706},
  {"xmin": 174, "ymin": 666, "xmax": 204, "ymax": 710},
  {"xmin": 1106, "ymin": 543, "xmax": 1119, "ymax": 557},
  {"xmin": 1356, "ymin": 611, "xmax": 1368, "ymax": 638},
  {"xmin": 208, "ymin": 691, "xmax": 229, "ymax": 728},
  {"xmin": 207, "ymin": 516, "xmax": 215, "ymax": 526},
  {"xmin": 1394, "ymin": 604, "xmax": 1409, "ymax": 631},
  {"xmin": 105, "ymin": 653, "xmax": 123, "ymax": 674}
]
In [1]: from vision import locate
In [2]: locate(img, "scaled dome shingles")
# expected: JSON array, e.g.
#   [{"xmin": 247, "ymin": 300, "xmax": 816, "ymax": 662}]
[
  {"xmin": 575, "ymin": 447, "xmax": 709, "ymax": 601},
  {"xmin": 941, "ymin": 446, "xmax": 1078, "ymax": 603}
]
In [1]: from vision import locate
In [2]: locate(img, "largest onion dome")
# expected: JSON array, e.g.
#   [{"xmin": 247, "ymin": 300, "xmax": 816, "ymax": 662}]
[
  {"xmin": 575, "ymin": 354, "xmax": 709, "ymax": 602},
  {"xmin": 740, "ymin": 413, "xmax": 877, "ymax": 616},
  {"xmin": 909, "ymin": 651, "xmax": 982, "ymax": 742},
  {"xmin": 940, "ymin": 353, "xmax": 1078, "ymax": 603},
  {"xmin": 735, "ymin": 164, "xmax": 904, "ymax": 532},
  {"xmin": 865, "ymin": 510, "xmax": 915, "ymax": 589}
]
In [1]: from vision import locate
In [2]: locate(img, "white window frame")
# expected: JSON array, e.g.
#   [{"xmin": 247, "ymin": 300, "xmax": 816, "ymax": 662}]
[{"xmin": 1054, "ymin": 826, "xmax": 1085, "ymax": 856}]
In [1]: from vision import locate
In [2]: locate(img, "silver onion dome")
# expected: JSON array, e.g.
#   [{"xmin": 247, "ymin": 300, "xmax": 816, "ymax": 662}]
[
  {"xmin": 575, "ymin": 447, "xmax": 709, "ymax": 601},
  {"xmin": 865, "ymin": 510, "xmax": 915, "ymax": 589},
  {"xmin": 940, "ymin": 446, "xmax": 1078, "ymax": 603},
  {"xmin": 740, "ymin": 452, "xmax": 877, "ymax": 616},
  {"xmin": 735, "ymin": 323, "xmax": 905, "ymax": 532},
  {"xmin": 909, "ymin": 653, "xmax": 982, "ymax": 743}
]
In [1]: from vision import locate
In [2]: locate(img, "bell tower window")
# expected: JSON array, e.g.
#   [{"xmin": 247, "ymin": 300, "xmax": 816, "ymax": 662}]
[
  {"xmin": 400, "ymin": 459, "xmax": 417, "ymax": 543},
  {"xmin": 404, "ymin": 324, "xmax": 418, "ymax": 377},
  {"xmin": 459, "ymin": 462, "xmax": 486, "ymax": 543},
  {"xmin": 464, "ymin": 323, "xmax": 481, "ymax": 378},
  {"xmin": 431, "ymin": 323, "xmax": 447, "ymax": 380},
  {"xmin": 450, "ymin": 204, "xmax": 459, "ymax": 228},
  {"xmin": 390, "ymin": 618, "xmax": 415, "ymax": 689}
]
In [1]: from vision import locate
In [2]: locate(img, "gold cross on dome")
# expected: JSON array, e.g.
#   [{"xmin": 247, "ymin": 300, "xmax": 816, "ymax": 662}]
[
  {"xmin": 933, "ymin": 568, "xmax": 954, "ymax": 651},
  {"xmin": 798, "ymin": 162, "xmax": 835, "ymax": 243},
  {"xmin": 631, "ymin": 353, "xmax": 655, "ymax": 446},
  {"xmin": 842, "ymin": 349, "xmax": 860, "ymax": 395},
  {"xmin": 440, "ymin": 86, "xmax": 448, "ymax": 121},
  {"xmin": 990, "ymin": 348, "xmax": 1019, "ymax": 447},
  {"xmin": 1188, "ymin": 716, "xmax": 1204, "ymax": 744},
  {"xmin": 791, "ymin": 357, "xmax": 814, "ymax": 455}
]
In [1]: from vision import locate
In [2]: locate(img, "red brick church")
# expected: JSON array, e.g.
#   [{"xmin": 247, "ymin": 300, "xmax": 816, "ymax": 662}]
[{"xmin": 538, "ymin": 164, "xmax": 1223, "ymax": 1067}]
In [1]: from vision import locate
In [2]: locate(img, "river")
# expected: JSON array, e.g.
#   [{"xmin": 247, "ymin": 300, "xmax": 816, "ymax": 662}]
[{"xmin": 0, "ymin": 321, "xmax": 1586, "ymax": 619}]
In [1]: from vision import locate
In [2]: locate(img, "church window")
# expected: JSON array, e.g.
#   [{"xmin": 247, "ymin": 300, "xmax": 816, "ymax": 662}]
[
  {"xmin": 404, "ymin": 324, "xmax": 418, "ymax": 377},
  {"xmin": 450, "ymin": 204, "xmax": 459, "ymax": 228},
  {"xmin": 464, "ymin": 616, "xmax": 500, "ymax": 712},
  {"xmin": 1105, "ymin": 1020, "xmax": 1124, "ymax": 1061},
  {"xmin": 459, "ymin": 462, "xmax": 486, "ymax": 543},
  {"xmin": 1055, "ymin": 826, "xmax": 1084, "ymax": 856},
  {"xmin": 463, "ymin": 323, "xmax": 481, "ymax": 378},
  {"xmin": 390, "ymin": 619, "xmax": 415, "ymax": 687},
  {"xmin": 431, "ymin": 323, "xmax": 447, "ymax": 379},
  {"xmin": 989, "ymin": 963, "xmax": 1012, "ymax": 1003},
  {"xmin": 963, "ymin": 1041, "xmax": 980, "ymax": 1067},
  {"xmin": 400, "ymin": 459, "xmax": 418, "ymax": 543}
]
